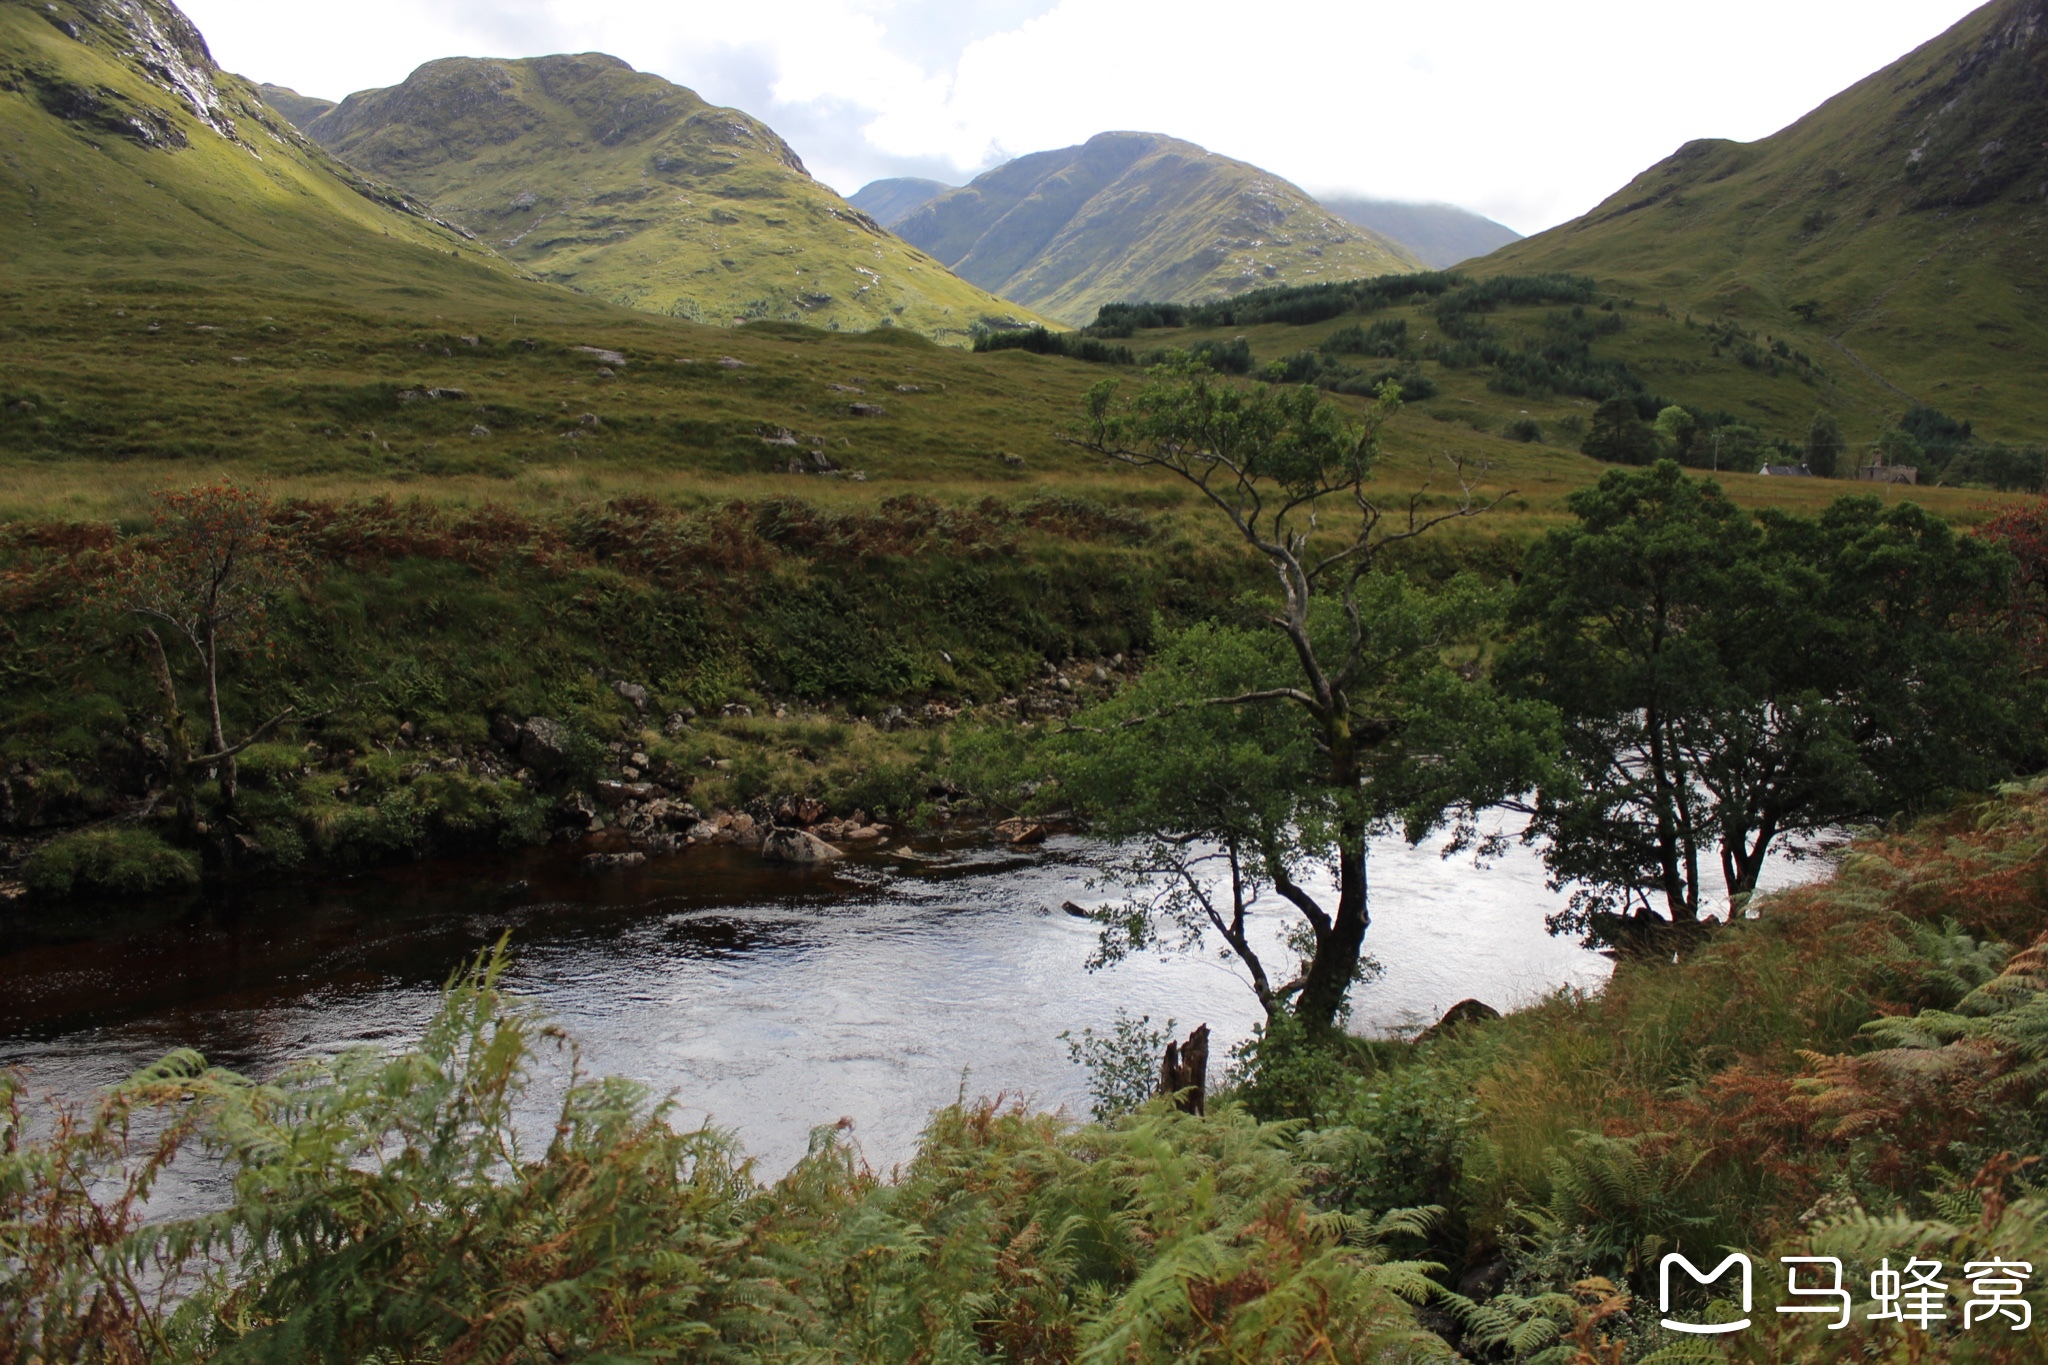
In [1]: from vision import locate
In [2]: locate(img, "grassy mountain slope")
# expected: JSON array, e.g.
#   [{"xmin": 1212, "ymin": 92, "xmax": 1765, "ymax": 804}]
[
  {"xmin": 0, "ymin": 0, "xmax": 541, "ymax": 302},
  {"xmin": 298, "ymin": 56, "xmax": 1046, "ymax": 343},
  {"xmin": 1318, "ymin": 196, "xmax": 1522, "ymax": 269},
  {"xmin": 1477, "ymin": 0, "xmax": 2048, "ymax": 442},
  {"xmin": 257, "ymin": 81, "xmax": 333, "ymax": 130},
  {"xmin": 848, "ymin": 175, "xmax": 951, "ymax": 228},
  {"xmin": 892, "ymin": 132, "xmax": 1424, "ymax": 325}
]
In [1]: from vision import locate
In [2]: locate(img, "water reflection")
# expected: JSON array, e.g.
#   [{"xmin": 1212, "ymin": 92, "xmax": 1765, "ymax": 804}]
[{"xmin": 0, "ymin": 827, "xmax": 1823, "ymax": 1177}]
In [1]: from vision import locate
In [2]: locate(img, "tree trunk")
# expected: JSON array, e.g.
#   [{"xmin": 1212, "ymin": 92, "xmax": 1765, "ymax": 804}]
[
  {"xmin": 201, "ymin": 622, "xmax": 236, "ymax": 807},
  {"xmin": 140, "ymin": 628, "xmax": 197, "ymax": 835},
  {"xmin": 1159, "ymin": 1024, "xmax": 1210, "ymax": 1115},
  {"xmin": 1295, "ymin": 834, "xmax": 1369, "ymax": 1033}
]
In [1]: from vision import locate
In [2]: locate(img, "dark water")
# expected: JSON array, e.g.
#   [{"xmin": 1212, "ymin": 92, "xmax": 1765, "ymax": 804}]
[{"xmin": 0, "ymin": 824, "xmax": 1753, "ymax": 1175}]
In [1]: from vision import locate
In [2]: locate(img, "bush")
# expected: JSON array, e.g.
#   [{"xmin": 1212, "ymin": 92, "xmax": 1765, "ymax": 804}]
[
  {"xmin": 1504, "ymin": 418, "xmax": 1544, "ymax": 444},
  {"xmin": 972, "ymin": 326, "xmax": 1134, "ymax": 365},
  {"xmin": 21, "ymin": 827, "xmax": 200, "ymax": 900}
]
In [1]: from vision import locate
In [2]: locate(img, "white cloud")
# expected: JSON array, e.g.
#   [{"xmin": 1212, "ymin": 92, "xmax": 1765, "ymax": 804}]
[{"xmin": 181, "ymin": 0, "xmax": 1989, "ymax": 233}]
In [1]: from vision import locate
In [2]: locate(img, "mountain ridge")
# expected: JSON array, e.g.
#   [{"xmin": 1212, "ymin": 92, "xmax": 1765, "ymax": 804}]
[
  {"xmin": 1316, "ymin": 196, "xmax": 1521, "ymax": 269},
  {"xmin": 294, "ymin": 55, "xmax": 1048, "ymax": 342},
  {"xmin": 892, "ymin": 132, "xmax": 1424, "ymax": 325}
]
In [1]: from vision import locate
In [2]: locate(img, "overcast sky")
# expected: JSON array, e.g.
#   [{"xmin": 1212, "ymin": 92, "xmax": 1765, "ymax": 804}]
[{"xmin": 180, "ymin": 0, "xmax": 1988, "ymax": 234}]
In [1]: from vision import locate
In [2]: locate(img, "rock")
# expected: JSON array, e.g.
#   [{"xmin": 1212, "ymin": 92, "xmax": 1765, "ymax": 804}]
[
  {"xmin": 1000, "ymin": 453, "xmax": 1025, "ymax": 468},
  {"xmin": 556, "ymin": 790, "xmax": 599, "ymax": 828},
  {"xmin": 761, "ymin": 428, "xmax": 801, "ymax": 447},
  {"xmin": 595, "ymin": 780, "xmax": 659, "ymax": 808},
  {"xmin": 794, "ymin": 796, "xmax": 827, "ymax": 825},
  {"xmin": 470, "ymin": 424, "xmax": 491, "ymax": 438},
  {"xmin": 579, "ymin": 413, "xmax": 601, "ymax": 427},
  {"xmin": 613, "ymin": 680, "xmax": 651, "ymax": 713},
  {"xmin": 848, "ymin": 403, "xmax": 888, "ymax": 417},
  {"xmin": 582, "ymin": 851, "xmax": 647, "ymax": 871},
  {"xmin": 728, "ymin": 813, "xmax": 757, "ymax": 841},
  {"xmin": 722, "ymin": 703, "xmax": 754, "ymax": 719},
  {"xmin": 685, "ymin": 821, "xmax": 721, "ymax": 843},
  {"xmin": 1417, "ymin": 999, "xmax": 1502, "ymax": 1042},
  {"xmin": 761, "ymin": 828, "xmax": 844, "ymax": 864},
  {"xmin": 1008, "ymin": 824, "xmax": 1049, "ymax": 847},
  {"xmin": 1092, "ymin": 666, "xmax": 1111, "ymax": 684},
  {"xmin": 630, "ymin": 751, "xmax": 650, "ymax": 769},
  {"xmin": 828, "ymin": 383, "xmax": 863, "ymax": 393},
  {"xmin": 894, "ymin": 384, "xmax": 923, "ymax": 393},
  {"xmin": 877, "ymin": 706, "xmax": 908, "ymax": 732},
  {"xmin": 1061, "ymin": 900, "xmax": 1093, "ymax": 919},
  {"xmin": 663, "ymin": 712, "xmax": 691, "ymax": 736},
  {"xmin": 427, "ymin": 387, "xmax": 469, "ymax": 400},
  {"xmin": 596, "ymin": 366, "xmax": 615, "ymax": 378},
  {"xmin": 460, "ymin": 335, "xmax": 480, "ymax": 346},
  {"xmin": 519, "ymin": 717, "xmax": 573, "ymax": 771},
  {"xmin": 574, "ymin": 346, "xmax": 627, "ymax": 366},
  {"xmin": 717, "ymin": 356, "xmax": 746, "ymax": 369},
  {"xmin": 844, "ymin": 825, "xmax": 885, "ymax": 841}
]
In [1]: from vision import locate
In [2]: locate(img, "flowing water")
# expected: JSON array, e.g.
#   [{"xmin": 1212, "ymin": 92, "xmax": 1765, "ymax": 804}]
[{"xmin": 0, "ymin": 825, "xmax": 1826, "ymax": 1183}]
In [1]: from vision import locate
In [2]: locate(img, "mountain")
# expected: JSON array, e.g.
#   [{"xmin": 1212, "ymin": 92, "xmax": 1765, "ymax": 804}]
[
  {"xmin": 849, "ymin": 176, "xmax": 952, "ymax": 228},
  {"xmin": 258, "ymin": 81, "xmax": 334, "ymax": 131},
  {"xmin": 296, "ymin": 56, "xmax": 1044, "ymax": 342},
  {"xmin": 0, "ymin": 0, "xmax": 544, "ymax": 300},
  {"xmin": 1480, "ymin": 0, "xmax": 2048, "ymax": 441},
  {"xmin": 1318, "ymin": 197, "xmax": 1521, "ymax": 269},
  {"xmin": 891, "ymin": 132, "xmax": 1424, "ymax": 326}
]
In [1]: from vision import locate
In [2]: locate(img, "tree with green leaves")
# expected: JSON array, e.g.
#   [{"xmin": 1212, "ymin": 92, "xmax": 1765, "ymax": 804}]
[
  {"xmin": 1806, "ymin": 411, "xmax": 1844, "ymax": 477},
  {"xmin": 1504, "ymin": 462, "xmax": 2022, "ymax": 939},
  {"xmin": 1582, "ymin": 396, "xmax": 1658, "ymax": 465},
  {"xmin": 1049, "ymin": 363, "xmax": 1554, "ymax": 1032},
  {"xmin": 1653, "ymin": 406, "xmax": 1697, "ymax": 460}
]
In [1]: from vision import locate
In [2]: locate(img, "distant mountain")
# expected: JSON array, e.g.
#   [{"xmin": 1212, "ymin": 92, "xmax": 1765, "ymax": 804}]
[
  {"xmin": 258, "ymin": 82, "xmax": 335, "ymax": 131},
  {"xmin": 849, "ymin": 177, "xmax": 953, "ymax": 228},
  {"xmin": 1317, "ymin": 197, "xmax": 1521, "ymax": 269},
  {"xmin": 891, "ymin": 132, "xmax": 1423, "ymax": 325},
  {"xmin": 1482, "ymin": 0, "xmax": 2048, "ymax": 440},
  {"xmin": 298, "ymin": 56, "xmax": 1045, "ymax": 341}
]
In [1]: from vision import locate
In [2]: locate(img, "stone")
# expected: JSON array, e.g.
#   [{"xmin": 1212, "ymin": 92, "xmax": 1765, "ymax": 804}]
[
  {"xmin": 794, "ymin": 797, "xmax": 827, "ymax": 825},
  {"xmin": 470, "ymin": 424, "xmax": 492, "ymax": 438},
  {"xmin": 613, "ymin": 680, "xmax": 651, "ymax": 713},
  {"xmin": 595, "ymin": 780, "xmax": 659, "ymax": 808},
  {"xmin": 596, "ymin": 367, "xmax": 615, "ymax": 379},
  {"xmin": 1417, "ymin": 999, "xmax": 1502, "ymax": 1042},
  {"xmin": 894, "ymin": 384, "xmax": 923, "ymax": 393},
  {"xmin": 460, "ymin": 335, "xmax": 480, "ymax": 346},
  {"xmin": 877, "ymin": 706, "xmax": 908, "ymax": 733},
  {"xmin": 1000, "ymin": 453, "xmax": 1025, "ymax": 468},
  {"xmin": 663, "ymin": 713, "xmax": 691, "ymax": 736},
  {"xmin": 1008, "ymin": 823, "xmax": 1049, "ymax": 847},
  {"xmin": 489, "ymin": 713, "xmax": 521, "ymax": 747},
  {"xmin": 848, "ymin": 403, "xmax": 888, "ymax": 418},
  {"xmin": 427, "ymin": 387, "xmax": 469, "ymax": 400},
  {"xmin": 685, "ymin": 821, "xmax": 721, "ymax": 843},
  {"xmin": 761, "ymin": 828, "xmax": 844, "ymax": 864},
  {"xmin": 519, "ymin": 717, "xmax": 573, "ymax": 771},
  {"xmin": 574, "ymin": 346, "xmax": 627, "ymax": 366},
  {"xmin": 717, "ymin": 356, "xmax": 746, "ymax": 369},
  {"xmin": 556, "ymin": 791, "xmax": 599, "ymax": 828},
  {"xmin": 722, "ymin": 703, "xmax": 754, "ymax": 718},
  {"xmin": 582, "ymin": 851, "xmax": 647, "ymax": 871}
]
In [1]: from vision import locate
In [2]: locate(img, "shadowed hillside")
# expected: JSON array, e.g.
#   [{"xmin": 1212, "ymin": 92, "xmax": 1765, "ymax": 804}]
[
  {"xmin": 1479, "ymin": 0, "xmax": 2048, "ymax": 443},
  {"xmin": 893, "ymin": 132, "xmax": 1423, "ymax": 325},
  {"xmin": 257, "ymin": 81, "xmax": 333, "ymax": 130},
  {"xmin": 849, "ymin": 175, "xmax": 952, "ymax": 228},
  {"xmin": 295, "ymin": 55, "xmax": 1047, "ymax": 343}
]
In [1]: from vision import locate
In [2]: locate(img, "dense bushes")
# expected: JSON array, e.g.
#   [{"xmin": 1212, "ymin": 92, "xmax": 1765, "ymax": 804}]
[
  {"xmin": 19, "ymin": 827, "xmax": 199, "ymax": 899},
  {"xmin": 972, "ymin": 325, "xmax": 1135, "ymax": 365}
]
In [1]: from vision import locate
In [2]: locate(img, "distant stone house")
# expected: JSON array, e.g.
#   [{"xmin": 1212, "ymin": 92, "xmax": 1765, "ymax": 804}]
[
  {"xmin": 1759, "ymin": 463, "xmax": 1812, "ymax": 477},
  {"xmin": 1855, "ymin": 460, "xmax": 1921, "ymax": 485}
]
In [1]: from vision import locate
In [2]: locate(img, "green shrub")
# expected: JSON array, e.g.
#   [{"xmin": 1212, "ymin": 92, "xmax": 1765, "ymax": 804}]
[
  {"xmin": 21, "ymin": 828, "xmax": 200, "ymax": 900},
  {"xmin": 1503, "ymin": 417, "xmax": 1544, "ymax": 444}
]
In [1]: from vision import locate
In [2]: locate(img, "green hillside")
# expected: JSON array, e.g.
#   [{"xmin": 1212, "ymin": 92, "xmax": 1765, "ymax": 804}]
[
  {"xmin": 1475, "ymin": 0, "xmax": 2048, "ymax": 445},
  {"xmin": 1318, "ymin": 196, "xmax": 1522, "ymax": 269},
  {"xmin": 848, "ymin": 175, "xmax": 952, "ymax": 228},
  {"xmin": 892, "ymin": 132, "xmax": 1425, "ymax": 326},
  {"xmin": 0, "ymin": 0, "xmax": 538, "ymax": 299},
  {"xmin": 296, "ymin": 55, "xmax": 1048, "ymax": 344}
]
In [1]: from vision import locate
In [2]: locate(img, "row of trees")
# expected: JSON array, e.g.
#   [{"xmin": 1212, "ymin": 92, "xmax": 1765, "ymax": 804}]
[{"xmin": 1025, "ymin": 365, "xmax": 2041, "ymax": 1035}]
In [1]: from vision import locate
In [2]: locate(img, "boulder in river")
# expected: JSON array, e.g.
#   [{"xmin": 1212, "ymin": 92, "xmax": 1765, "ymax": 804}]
[{"xmin": 761, "ymin": 828, "xmax": 842, "ymax": 864}]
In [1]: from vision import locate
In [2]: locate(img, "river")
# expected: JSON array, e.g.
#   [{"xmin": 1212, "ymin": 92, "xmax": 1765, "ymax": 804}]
[{"xmin": 0, "ymin": 825, "xmax": 1823, "ymax": 1176}]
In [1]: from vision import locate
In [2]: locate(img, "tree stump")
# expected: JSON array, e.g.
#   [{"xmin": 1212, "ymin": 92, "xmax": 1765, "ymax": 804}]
[{"xmin": 1159, "ymin": 1024, "xmax": 1210, "ymax": 1115}]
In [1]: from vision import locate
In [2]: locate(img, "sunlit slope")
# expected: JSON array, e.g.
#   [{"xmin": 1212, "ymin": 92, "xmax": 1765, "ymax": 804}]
[
  {"xmin": 0, "ymin": 0, "xmax": 544, "ymax": 307},
  {"xmin": 300, "ymin": 55, "xmax": 1049, "ymax": 344},
  {"xmin": 1478, "ymin": 0, "xmax": 2048, "ymax": 440},
  {"xmin": 893, "ymin": 132, "xmax": 1425, "ymax": 326}
]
